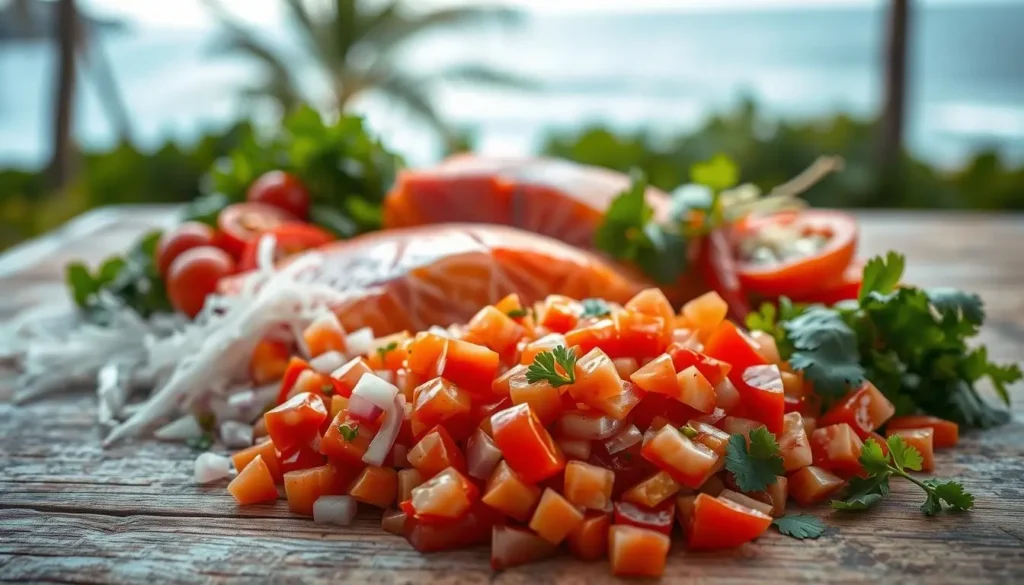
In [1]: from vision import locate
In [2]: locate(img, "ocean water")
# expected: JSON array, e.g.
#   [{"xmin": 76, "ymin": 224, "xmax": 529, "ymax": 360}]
[{"xmin": 1, "ymin": 3, "xmax": 1023, "ymax": 169}]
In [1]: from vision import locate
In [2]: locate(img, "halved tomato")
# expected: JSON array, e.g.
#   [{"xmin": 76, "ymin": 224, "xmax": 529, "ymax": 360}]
[
  {"xmin": 215, "ymin": 202, "xmax": 296, "ymax": 258},
  {"xmin": 238, "ymin": 222, "xmax": 335, "ymax": 271}
]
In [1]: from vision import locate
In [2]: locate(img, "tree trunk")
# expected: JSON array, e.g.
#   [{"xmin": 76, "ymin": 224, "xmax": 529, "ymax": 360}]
[
  {"xmin": 49, "ymin": 0, "xmax": 78, "ymax": 189},
  {"xmin": 879, "ymin": 0, "xmax": 910, "ymax": 182}
]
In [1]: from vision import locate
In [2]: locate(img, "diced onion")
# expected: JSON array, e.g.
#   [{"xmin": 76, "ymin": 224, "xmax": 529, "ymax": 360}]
[
  {"xmin": 466, "ymin": 429, "xmax": 503, "ymax": 480},
  {"xmin": 154, "ymin": 415, "xmax": 203, "ymax": 441},
  {"xmin": 427, "ymin": 325, "xmax": 450, "ymax": 338},
  {"xmin": 345, "ymin": 327, "xmax": 374, "ymax": 357},
  {"xmin": 310, "ymin": 351, "xmax": 348, "ymax": 375},
  {"xmin": 348, "ymin": 394, "xmax": 383, "ymax": 423},
  {"xmin": 352, "ymin": 374, "xmax": 402, "ymax": 466},
  {"xmin": 603, "ymin": 424, "xmax": 642, "ymax": 455},
  {"xmin": 558, "ymin": 411, "xmax": 624, "ymax": 441},
  {"xmin": 220, "ymin": 420, "xmax": 254, "ymax": 449},
  {"xmin": 194, "ymin": 452, "xmax": 232, "ymax": 484},
  {"xmin": 373, "ymin": 370, "xmax": 395, "ymax": 384},
  {"xmin": 556, "ymin": 437, "xmax": 592, "ymax": 461},
  {"xmin": 313, "ymin": 495, "xmax": 358, "ymax": 525}
]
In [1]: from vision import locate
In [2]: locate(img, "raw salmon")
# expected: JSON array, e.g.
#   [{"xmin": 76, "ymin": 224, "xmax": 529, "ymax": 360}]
[{"xmin": 383, "ymin": 156, "xmax": 672, "ymax": 250}]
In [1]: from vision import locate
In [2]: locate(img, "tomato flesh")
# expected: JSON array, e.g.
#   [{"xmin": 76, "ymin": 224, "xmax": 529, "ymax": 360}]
[
  {"xmin": 491, "ymin": 403, "xmax": 565, "ymax": 484},
  {"xmin": 886, "ymin": 415, "xmax": 959, "ymax": 448},
  {"xmin": 264, "ymin": 392, "xmax": 328, "ymax": 455},
  {"xmin": 246, "ymin": 170, "xmax": 310, "ymax": 218},
  {"xmin": 238, "ymin": 222, "xmax": 334, "ymax": 272},
  {"xmin": 156, "ymin": 221, "xmax": 215, "ymax": 277},
  {"xmin": 614, "ymin": 500, "xmax": 675, "ymax": 536},
  {"xmin": 687, "ymin": 493, "xmax": 772, "ymax": 550},
  {"xmin": 216, "ymin": 202, "xmax": 297, "ymax": 258},
  {"xmin": 818, "ymin": 381, "xmax": 896, "ymax": 440},
  {"xmin": 732, "ymin": 364, "xmax": 785, "ymax": 434}
]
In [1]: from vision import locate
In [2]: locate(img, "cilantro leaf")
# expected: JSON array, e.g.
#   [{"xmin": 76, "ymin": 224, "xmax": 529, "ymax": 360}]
[
  {"xmin": 338, "ymin": 423, "xmax": 359, "ymax": 442},
  {"xmin": 690, "ymin": 154, "xmax": 739, "ymax": 192},
  {"xmin": 580, "ymin": 298, "xmax": 612, "ymax": 319},
  {"xmin": 831, "ymin": 474, "xmax": 890, "ymax": 511},
  {"xmin": 859, "ymin": 251, "xmax": 904, "ymax": 301},
  {"xmin": 858, "ymin": 438, "xmax": 891, "ymax": 476},
  {"xmin": 926, "ymin": 288, "xmax": 985, "ymax": 326},
  {"xmin": 635, "ymin": 223, "xmax": 690, "ymax": 284},
  {"xmin": 745, "ymin": 302, "xmax": 777, "ymax": 335},
  {"xmin": 785, "ymin": 307, "xmax": 864, "ymax": 398},
  {"xmin": 526, "ymin": 346, "xmax": 578, "ymax": 388},
  {"xmin": 771, "ymin": 514, "xmax": 827, "ymax": 540},
  {"xmin": 725, "ymin": 428, "xmax": 784, "ymax": 492},
  {"xmin": 680, "ymin": 424, "xmax": 699, "ymax": 439},
  {"xmin": 375, "ymin": 341, "xmax": 398, "ymax": 362},
  {"xmin": 186, "ymin": 433, "xmax": 214, "ymax": 451},
  {"xmin": 924, "ymin": 479, "xmax": 975, "ymax": 513},
  {"xmin": 506, "ymin": 308, "xmax": 528, "ymax": 319},
  {"xmin": 886, "ymin": 435, "xmax": 924, "ymax": 472},
  {"xmin": 962, "ymin": 346, "xmax": 1021, "ymax": 406}
]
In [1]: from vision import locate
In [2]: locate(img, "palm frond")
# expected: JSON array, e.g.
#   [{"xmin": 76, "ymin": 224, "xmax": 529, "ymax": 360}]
[
  {"xmin": 375, "ymin": 75, "xmax": 451, "ymax": 141},
  {"xmin": 431, "ymin": 64, "xmax": 538, "ymax": 91},
  {"xmin": 364, "ymin": 6, "xmax": 522, "ymax": 51},
  {"xmin": 282, "ymin": 0, "xmax": 337, "ymax": 68}
]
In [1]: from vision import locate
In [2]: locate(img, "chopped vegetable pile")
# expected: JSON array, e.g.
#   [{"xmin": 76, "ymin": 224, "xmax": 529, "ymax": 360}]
[{"xmin": 200, "ymin": 278, "xmax": 1002, "ymax": 577}]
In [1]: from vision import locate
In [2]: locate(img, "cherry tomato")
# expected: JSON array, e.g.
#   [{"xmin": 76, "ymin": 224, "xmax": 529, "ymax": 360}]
[
  {"xmin": 247, "ymin": 170, "xmax": 311, "ymax": 219},
  {"xmin": 155, "ymin": 222, "xmax": 216, "ymax": 277},
  {"xmin": 166, "ymin": 246, "xmax": 236, "ymax": 318},
  {"xmin": 215, "ymin": 203, "xmax": 296, "ymax": 258},
  {"xmin": 237, "ymin": 223, "xmax": 335, "ymax": 271},
  {"xmin": 733, "ymin": 210, "xmax": 858, "ymax": 298}
]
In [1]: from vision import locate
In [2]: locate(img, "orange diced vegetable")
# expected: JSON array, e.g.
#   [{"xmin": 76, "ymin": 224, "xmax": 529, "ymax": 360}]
[
  {"xmin": 687, "ymin": 421, "xmax": 731, "ymax": 457},
  {"xmin": 567, "ymin": 511, "xmax": 611, "ymax": 561},
  {"xmin": 612, "ymin": 310, "xmax": 669, "ymax": 358},
  {"xmin": 699, "ymin": 473, "xmax": 725, "ymax": 496},
  {"xmin": 349, "ymin": 466, "xmax": 398, "ymax": 508},
  {"xmin": 886, "ymin": 427, "xmax": 936, "ymax": 471},
  {"xmin": 563, "ymin": 460, "xmax": 614, "ymax": 511},
  {"xmin": 625, "ymin": 288, "xmax": 675, "ymax": 344},
  {"xmin": 407, "ymin": 425, "xmax": 466, "ymax": 478},
  {"xmin": 779, "ymin": 412, "xmax": 814, "ymax": 472},
  {"xmin": 570, "ymin": 348, "xmax": 624, "ymax": 402},
  {"xmin": 665, "ymin": 345, "xmax": 732, "ymax": 387},
  {"xmin": 467, "ymin": 305, "xmax": 525, "ymax": 358},
  {"xmin": 481, "ymin": 460, "xmax": 542, "ymax": 522},
  {"xmin": 630, "ymin": 354, "xmax": 677, "ymax": 396},
  {"xmin": 412, "ymin": 377, "xmax": 472, "ymax": 426},
  {"xmin": 284, "ymin": 467, "xmax": 325, "ymax": 516},
  {"xmin": 608, "ymin": 525, "xmax": 670, "ymax": 578},
  {"xmin": 407, "ymin": 467, "xmax": 478, "ymax": 521},
  {"xmin": 436, "ymin": 338, "xmax": 500, "ymax": 395},
  {"xmin": 788, "ymin": 465, "xmax": 846, "ymax": 506},
  {"xmin": 227, "ymin": 454, "xmax": 279, "ymax": 505},
  {"xmin": 382, "ymin": 509, "xmax": 407, "ymax": 535},
  {"xmin": 676, "ymin": 366, "xmax": 716, "ymax": 413},
  {"xmin": 491, "ymin": 525, "xmax": 557, "ymax": 570},
  {"xmin": 320, "ymin": 410, "xmax": 378, "ymax": 466},
  {"xmin": 718, "ymin": 488, "xmax": 774, "ymax": 517},
  {"xmin": 682, "ymin": 291, "xmax": 728, "ymax": 337},
  {"xmin": 887, "ymin": 415, "xmax": 959, "ymax": 448},
  {"xmin": 621, "ymin": 470, "xmax": 683, "ymax": 508},
  {"xmin": 491, "ymin": 403, "xmax": 565, "ymax": 484},
  {"xmin": 398, "ymin": 468, "xmax": 425, "ymax": 503},
  {"xmin": 302, "ymin": 313, "xmax": 346, "ymax": 358},
  {"xmin": 641, "ymin": 425, "xmax": 720, "ymax": 488},
  {"xmin": 721, "ymin": 415, "xmax": 765, "ymax": 437},
  {"xmin": 612, "ymin": 357, "xmax": 639, "ymax": 378},
  {"xmin": 818, "ymin": 381, "xmax": 896, "ymax": 439},
  {"xmin": 614, "ymin": 500, "xmax": 676, "ymax": 535},
  {"xmin": 529, "ymin": 488, "xmax": 584, "ymax": 545},
  {"xmin": 675, "ymin": 493, "xmax": 697, "ymax": 534},
  {"xmin": 564, "ymin": 318, "xmax": 618, "ymax": 356},
  {"xmin": 264, "ymin": 391, "xmax": 328, "ymax": 455},
  {"xmin": 249, "ymin": 339, "xmax": 291, "ymax": 385},
  {"xmin": 586, "ymin": 380, "xmax": 644, "ymax": 421},
  {"xmin": 508, "ymin": 371, "xmax": 564, "ymax": 426},
  {"xmin": 687, "ymin": 493, "xmax": 772, "ymax": 550},
  {"xmin": 537, "ymin": 295, "xmax": 582, "ymax": 333},
  {"xmin": 232, "ymin": 439, "xmax": 282, "ymax": 483},
  {"xmin": 520, "ymin": 333, "xmax": 569, "ymax": 365},
  {"xmin": 329, "ymin": 357, "xmax": 373, "ymax": 398}
]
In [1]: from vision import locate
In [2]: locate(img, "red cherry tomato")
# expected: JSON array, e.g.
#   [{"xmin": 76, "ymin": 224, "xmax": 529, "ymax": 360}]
[
  {"xmin": 247, "ymin": 170, "xmax": 311, "ymax": 219},
  {"xmin": 732, "ymin": 210, "xmax": 858, "ymax": 298},
  {"xmin": 155, "ymin": 222, "xmax": 215, "ymax": 277},
  {"xmin": 166, "ymin": 246, "xmax": 236, "ymax": 318},
  {"xmin": 215, "ymin": 203, "xmax": 297, "ymax": 258},
  {"xmin": 237, "ymin": 222, "xmax": 335, "ymax": 272}
]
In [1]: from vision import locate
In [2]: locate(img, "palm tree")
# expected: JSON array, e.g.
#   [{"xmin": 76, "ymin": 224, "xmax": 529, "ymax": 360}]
[
  {"xmin": 879, "ymin": 0, "xmax": 910, "ymax": 180},
  {"xmin": 49, "ymin": 0, "xmax": 78, "ymax": 188},
  {"xmin": 202, "ymin": 0, "xmax": 532, "ymax": 147}
]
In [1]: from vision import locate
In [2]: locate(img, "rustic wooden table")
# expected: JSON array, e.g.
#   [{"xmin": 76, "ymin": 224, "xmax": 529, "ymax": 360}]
[{"xmin": 1, "ymin": 208, "xmax": 1023, "ymax": 584}]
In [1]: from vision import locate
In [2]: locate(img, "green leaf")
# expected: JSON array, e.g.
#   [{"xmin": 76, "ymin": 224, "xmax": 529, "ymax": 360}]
[
  {"xmin": 962, "ymin": 347, "xmax": 1021, "ymax": 406},
  {"xmin": 375, "ymin": 341, "xmax": 399, "ymax": 362},
  {"xmin": 859, "ymin": 251, "xmax": 905, "ymax": 302},
  {"xmin": 858, "ymin": 438, "xmax": 891, "ymax": 476},
  {"xmin": 886, "ymin": 435, "xmax": 923, "ymax": 472},
  {"xmin": 919, "ymin": 491, "xmax": 944, "ymax": 516},
  {"xmin": 634, "ymin": 223, "xmax": 689, "ymax": 284},
  {"xmin": 771, "ymin": 514, "xmax": 827, "ymax": 540},
  {"xmin": 680, "ymin": 424, "xmax": 699, "ymax": 439},
  {"xmin": 925, "ymin": 479, "xmax": 975, "ymax": 512},
  {"xmin": 785, "ymin": 307, "xmax": 864, "ymax": 397},
  {"xmin": 506, "ymin": 308, "xmax": 528, "ymax": 318},
  {"xmin": 185, "ymin": 433, "xmax": 214, "ymax": 451},
  {"xmin": 580, "ymin": 298, "xmax": 612, "ymax": 319},
  {"xmin": 526, "ymin": 345, "xmax": 578, "ymax": 388},
  {"xmin": 832, "ymin": 474, "xmax": 890, "ymax": 511},
  {"xmin": 66, "ymin": 262, "xmax": 97, "ymax": 308},
  {"xmin": 181, "ymin": 192, "xmax": 231, "ymax": 225},
  {"xmin": 745, "ymin": 302, "xmax": 777, "ymax": 334},
  {"xmin": 725, "ymin": 429, "xmax": 784, "ymax": 493},
  {"xmin": 926, "ymin": 288, "xmax": 985, "ymax": 326},
  {"xmin": 690, "ymin": 154, "xmax": 739, "ymax": 192},
  {"xmin": 338, "ymin": 422, "xmax": 360, "ymax": 442},
  {"xmin": 309, "ymin": 204, "xmax": 358, "ymax": 238},
  {"xmin": 594, "ymin": 169, "xmax": 653, "ymax": 260}
]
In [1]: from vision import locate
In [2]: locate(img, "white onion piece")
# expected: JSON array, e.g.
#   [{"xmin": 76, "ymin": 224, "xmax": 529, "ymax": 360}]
[
  {"xmin": 603, "ymin": 424, "xmax": 642, "ymax": 455},
  {"xmin": 220, "ymin": 420, "xmax": 254, "ymax": 449},
  {"xmin": 154, "ymin": 415, "xmax": 203, "ymax": 441},
  {"xmin": 345, "ymin": 327, "xmax": 374, "ymax": 357},
  {"xmin": 348, "ymin": 394, "xmax": 383, "ymax": 422},
  {"xmin": 313, "ymin": 495, "xmax": 358, "ymax": 525},
  {"xmin": 194, "ymin": 452, "xmax": 232, "ymax": 484},
  {"xmin": 310, "ymin": 351, "xmax": 347, "ymax": 375},
  {"xmin": 373, "ymin": 370, "xmax": 395, "ymax": 384},
  {"xmin": 427, "ymin": 325, "xmax": 450, "ymax": 338},
  {"xmin": 556, "ymin": 437, "xmax": 592, "ymax": 461},
  {"xmin": 558, "ymin": 411, "xmax": 625, "ymax": 441},
  {"xmin": 466, "ymin": 429, "xmax": 503, "ymax": 480},
  {"xmin": 363, "ymin": 394, "xmax": 404, "ymax": 466}
]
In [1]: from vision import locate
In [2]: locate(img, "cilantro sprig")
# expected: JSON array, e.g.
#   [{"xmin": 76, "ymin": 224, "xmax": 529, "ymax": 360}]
[
  {"xmin": 748, "ymin": 251, "xmax": 1021, "ymax": 428},
  {"xmin": 724, "ymin": 427, "xmax": 785, "ymax": 492},
  {"xmin": 832, "ymin": 436, "xmax": 975, "ymax": 516},
  {"xmin": 375, "ymin": 341, "xmax": 399, "ymax": 363},
  {"xmin": 580, "ymin": 298, "xmax": 612, "ymax": 319},
  {"xmin": 526, "ymin": 346, "xmax": 578, "ymax": 388},
  {"xmin": 338, "ymin": 422, "xmax": 360, "ymax": 442},
  {"xmin": 771, "ymin": 514, "xmax": 827, "ymax": 540}
]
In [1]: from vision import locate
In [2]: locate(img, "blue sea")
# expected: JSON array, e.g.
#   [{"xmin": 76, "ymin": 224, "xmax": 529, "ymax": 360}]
[{"xmin": 2, "ymin": 2, "xmax": 1023, "ymax": 169}]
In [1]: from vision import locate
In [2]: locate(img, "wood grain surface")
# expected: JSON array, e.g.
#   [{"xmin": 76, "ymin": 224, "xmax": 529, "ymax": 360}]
[{"xmin": 1, "ymin": 207, "xmax": 1023, "ymax": 584}]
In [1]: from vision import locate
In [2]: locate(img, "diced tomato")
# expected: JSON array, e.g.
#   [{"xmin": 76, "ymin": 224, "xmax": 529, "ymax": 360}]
[
  {"xmin": 563, "ymin": 460, "xmax": 614, "ymax": 512},
  {"xmin": 283, "ymin": 467, "xmax": 326, "ymax": 516},
  {"xmin": 703, "ymin": 321, "xmax": 768, "ymax": 381},
  {"xmin": 367, "ymin": 331, "xmax": 411, "ymax": 371},
  {"xmin": 692, "ymin": 406, "xmax": 728, "ymax": 427},
  {"xmin": 781, "ymin": 370, "xmax": 805, "ymax": 397},
  {"xmin": 302, "ymin": 313, "xmax": 347, "ymax": 358},
  {"xmin": 675, "ymin": 494, "xmax": 697, "ymax": 535},
  {"xmin": 407, "ymin": 425, "xmax": 466, "ymax": 478},
  {"xmin": 490, "ymin": 525, "xmax": 557, "ymax": 570},
  {"xmin": 491, "ymin": 403, "xmax": 565, "ymax": 484},
  {"xmin": 718, "ymin": 488, "xmax": 774, "ymax": 517},
  {"xmin": 406, "ymin": 467, "xmax": 478, "ymax": 521},
  {"xmin": 666, "ymin": 345, "xmax": 732, "ymax": 386},
  {"xmin": 411, "ymin": 377, "xmax": 472, "ymax": 427},
  {"xmin": 466, "ymin": 305, "xmax": 526, "ymax": 360},
  {"xmin": 491, "ymin": 364, "xmax": 523, "ymax": 397},
  {"xmin": 612, "ymin": 357, "xmax": 639, "ymax": 378},
  {"xmin": 249, "ymin": 339, "xmax": 291, "ymax": 385},
  {"xmin": 625, "ymin": 288, "xmax": 675, "ymax": 343},
  {"xmin": 528, "ymin": 488, "xmax": 585, "ymax": 545},
  {"xmin": 687, "ymin": 421, "xmax": 731, "ymax": 457},
  {"xmin": 519, "ymin": 333, "xmax": 569, "ymax": 365},
  {"xmin": 588, "ymin": 442, "xmax": 651, "ymax": 499},
  {"xmin": 381, "ymin": 509, "xmax": 407, "ymax": 535},
  {"xmin": 586, "ymin": 380, "xmax": 644, "ymax": 420},
  {"xmin": 779, "ymin": 412, "xmax": 814, "ymax": 473},
  {"xmin": 682, "ymin": 291, "xmax": 729, "ymax": 339},
  {"xmin": 748, "ymin": 330, "xmax": 781, "ymax": 364},
  {"xmin": 630, "ymin": 394, "xmax": 699, "ymax": 431},
  {"xmin": 621, "ymin": 470, "xmax": 683, "ymax": 508},
  {"xmin": 275, "ymin": 357, "xmax": 311, "ymax": 404},
  {"xmin": 886, "ymin": 427, "xmax": 936, "ymax": 471},
  {"xmin": 641, "ymin": 426, "xmax": 720, "ymax": 488},
  {"xmin": 349, "ymin": 466, "xmax": 398, "ymax": 508},
  {"xmin": 714, "ymin": 378, "xmax": 741, "ymax": 413},
  {"xmin": 397, "ymin": 468, "xmax": 424, "ymax": 502},
  {"xmin": 567, "ymin": 511, "xmax": 611, "ymax": 561},
  {"xmin": 630, "ymin": 354, "xmax": 677, "ymax": 397},
  {"xmin": 788, "ymin": 465, "xmax": 845, "ymax": 506},
  {"xmin": 329, "ymin": 357, "xmax": 373, "ymax": 398},
  {"xmin": 569, "ymin": 348, "xmax": 623, "ymax": 403},
  {"xmin": 435, "ymin": 338, "xmax": 499, "ymax": 396},
  {"xmin": 320, "ymin": 410, "xmax": 378, "ymax": 466},
  {"xmin": 615, "ymin": 500, "xmax": 676, "ymax": 536},
  {"xmin": 227, "ymin": 454, "xmax": 279, "ymax": 505},
  {"xmin": 264, "ymin": 392, "xmax": 328, "ymax": 455},
  {"xmin": 537, "ymin": 295, "xmax": 582, "ymax": 333},
  {"xmin": 732, "ymin": 365, "xmax": 785, "ymax": 434},
  {"xmin": 818, "ymin": 381, "xmax": 896, "ymax": 439},
  {"xmin": 279, "ymin": 443, "xmax": 325, "ymax": 475},
  {"xmin": 608, "ymin": 525, "xmax": 671, "ymax": 578},
  {"xmin": 563, "ymin": 318, "xmax": 618, "ymax": 357},
  {"xmin": 765, "ymin": 476, "xmax": 789, "ymax": 517},
  {"xmin": 687, "ymin": 493, "xmax": 772, "ymax": 550},
  {"xmin": 495, "ymin": 293, "xmax": 524, "ymax": 316},
  {"xmin": 231, "ymin": 439, "xmax": 282, "ymax": 483},
  {"xmin": 811, "ymin": 423, "xmax": 865, "ymax": 477},
  {"xmin": 676, "ymin": 366, "xmax": 716, "ymax": 413},
  {"xmin": 887, "ymin": 415, "xmax": 959, "ymax": 448},
  {"xmin": 403, "ymin": 501, "xmax": 501, "ymax": 553},
  {"xmin": 613, "ymin": 310, "xmax": 669, "ymax": 358},
  {"xmin": 508, "ymin": 371, "xmax": 564, "ymax": 426},
  {"xmin": 319, "ymin": 460, "xmax": 357, "ymax": 495},
  {"xmin": 481, "ymin": 460, "xmax": 542, "ymax": 522},
  {"xmin": 329, "ymin": 394, "xmax": 350, "ymax": 421},
  {"xmin": 721, "ymin": 415, "xmax": 765, "ymax": 437},
  {"xmin": 289, "ymin": 369, "xmax": 336, "ymax": 406},
  {"xmin": 406, "ymin": 332, "xmax": 447, "ymax": 378},
  {"xmin": 472, "ymin": 397, "xmax": 512, "ymax": 437}
]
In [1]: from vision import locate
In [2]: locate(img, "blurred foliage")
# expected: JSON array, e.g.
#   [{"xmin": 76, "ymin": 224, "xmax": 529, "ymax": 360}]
[{"xmin": 542, "ymin": 99, "xmax": 1024, "ymax": 210}]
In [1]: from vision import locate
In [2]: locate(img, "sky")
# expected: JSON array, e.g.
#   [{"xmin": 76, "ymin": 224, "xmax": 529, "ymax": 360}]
[{"xmin": 78, "ymin": 0, "xmax": 1010, "ymax": 29}]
